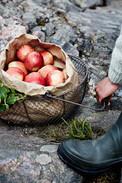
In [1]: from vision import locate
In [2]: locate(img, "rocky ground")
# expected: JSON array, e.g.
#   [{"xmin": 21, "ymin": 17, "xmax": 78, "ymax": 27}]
[{"xmin": 0, "ymin": 0, "xmax": 122, "ymax": 182}]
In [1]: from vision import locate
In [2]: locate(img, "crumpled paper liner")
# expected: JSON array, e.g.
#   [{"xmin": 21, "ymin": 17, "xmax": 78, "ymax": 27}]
[{"xmin": 0, "ymin": 34, "xmax": 79, "ymax": 96}]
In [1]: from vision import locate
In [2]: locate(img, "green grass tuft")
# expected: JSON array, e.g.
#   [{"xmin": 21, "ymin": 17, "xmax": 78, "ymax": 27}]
[{"xmin": 63, "ymin": 118, "xmax": 93, "ymax": 140}]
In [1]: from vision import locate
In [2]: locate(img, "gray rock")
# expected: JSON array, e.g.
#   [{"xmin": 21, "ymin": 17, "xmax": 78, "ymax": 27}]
[
  {"xmin": 0, "ymin": 23, "xmax": 26, "ymax": 51},
  {"xmin": 35, "ymin": 154, "xmax": 52, "ymax": 165},
  {"xmin": 22, "ymin": 12, "xmax": 37, "ymax": 30},
  {"xmin": 32, "ymin": 26, "xmax": 46, "ymax": 41},
  {"xmin": 0, "ymin": 40, "xmax": 8, "ymax": 52},
  {"xmin": 51, "ymin": 0, "xmax": 73, "ymax": 11},
  {"xmin": 63, "ymin": 42, "xmax": 79, "ymax": 56},
  {"xmin": 73, "ymin": 0, "xmax": 103, "ymax": 8},
  {"xmin": 50, "ymin": 24, "xmax": 75, "ymax": 46},
  {"xmin": 40, "ymin": 145, "xmax": 58, "ymax": 153},
  {"xmin": 116, "ymin": 87, "xmax": 122, "ymax": 97},
  {"xmin": 0, "ymin": 124, "xmax": 82, "ymax": 183},
  {"xmin": 45, "ymin": 22, "xmax": 56, "ymax": 37}
]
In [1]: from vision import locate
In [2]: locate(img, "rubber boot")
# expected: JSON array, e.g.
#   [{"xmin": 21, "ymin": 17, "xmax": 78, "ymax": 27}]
[{"xmin": 57, "ymin": 112, "xmax": 122, "ymax": 175}]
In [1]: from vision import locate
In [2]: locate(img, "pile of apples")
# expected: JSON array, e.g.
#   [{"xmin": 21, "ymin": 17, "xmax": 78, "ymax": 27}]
[{"xmin": 6, "ymin": 45, "xmax": 67, "ymax": 86}]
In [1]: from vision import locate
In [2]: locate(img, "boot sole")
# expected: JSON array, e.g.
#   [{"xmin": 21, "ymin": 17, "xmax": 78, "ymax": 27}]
[{"xmin": 57, "ymin": 144, "xmax": 122, "ymax": 176}]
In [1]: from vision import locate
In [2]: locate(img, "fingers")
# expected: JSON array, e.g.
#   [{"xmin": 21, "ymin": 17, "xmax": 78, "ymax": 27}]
[
  {"xmin": 95, "ymin": 77, "xmax": 119, "ymax": 104},
  {"xmin": 95, "ymin": 85, "xmax": 113, "ymax": 104},
  {"xmin": 95, "ymin": 90, "xmax": 101, "ymax": 103},
  {"xmin": 95, "ymin": 86, "xmax": 103, "ymax": 103}
]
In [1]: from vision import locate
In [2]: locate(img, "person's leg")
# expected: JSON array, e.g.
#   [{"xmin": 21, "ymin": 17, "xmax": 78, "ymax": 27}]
[{"xmin": 57, "ymin": 112, "xmax": 122, "ymax": 175}]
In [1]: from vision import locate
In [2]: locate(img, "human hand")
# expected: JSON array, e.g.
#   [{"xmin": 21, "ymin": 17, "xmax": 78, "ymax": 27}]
[{"xmin": 95, "ymin": 77, "xmax": 119, "ymax": 103}]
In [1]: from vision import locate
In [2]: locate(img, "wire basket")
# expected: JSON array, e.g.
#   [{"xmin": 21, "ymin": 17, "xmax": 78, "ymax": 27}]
[{"xmin": 0, "ymin": 55, "xmax": 88, "ymax": 125}]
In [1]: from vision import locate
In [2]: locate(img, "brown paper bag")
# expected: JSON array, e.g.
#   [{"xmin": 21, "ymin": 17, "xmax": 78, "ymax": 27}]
[{"xmin": 0, "ymin": 34, "xmax": 82, "ymax": 125}]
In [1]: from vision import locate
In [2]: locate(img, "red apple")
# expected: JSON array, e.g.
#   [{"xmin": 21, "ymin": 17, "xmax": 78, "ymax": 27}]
[
  {"xmin": 24, "ymin": 72, "xmax": 46, "ymax": 85},
  {"xmin": 8, "ymin": 61, "xmax": 28, "ymax": 76},
  {"xmin": 17, "ymin": 45, "xmax": 34, "ymax": 62},
  {"xmin": 38, "ymin": 65, "xmax": 57, "ymax": 79},
  {"xmin": 24, "ymin": 51, "xmax": 43, "ymax": 71},
  {"xmin": 46, "ymin": 70, "xmax": 65, "ymax": 86},
  {"xmin": 6, "ymin": 67, "xmax": 24, "ymax": 81},
  {"xmin": 40, "ymin": 50, "xmax": 54, "ymax": 65}
]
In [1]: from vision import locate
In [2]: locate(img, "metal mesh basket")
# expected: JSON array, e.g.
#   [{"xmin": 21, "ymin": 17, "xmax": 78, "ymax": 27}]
[{"xmin": 0, "ymin": 55, "xmax": 88, "ymax": 125}]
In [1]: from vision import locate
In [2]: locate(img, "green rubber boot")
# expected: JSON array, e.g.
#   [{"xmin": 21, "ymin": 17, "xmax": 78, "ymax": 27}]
[{"xmin": 58, "ymin": 113, "xmax": 122, "ymax": 175}]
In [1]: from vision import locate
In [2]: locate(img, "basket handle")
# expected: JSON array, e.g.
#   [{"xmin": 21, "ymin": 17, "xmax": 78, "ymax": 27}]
[{"xmin": 44, "ymin": 93, "xmax": 108, "ymax": 112}]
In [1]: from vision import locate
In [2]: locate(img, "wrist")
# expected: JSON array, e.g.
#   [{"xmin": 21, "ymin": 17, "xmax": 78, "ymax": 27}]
[{"xmin": 108, "ymin": 77, "xmax": 120, "ymax": 89}]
